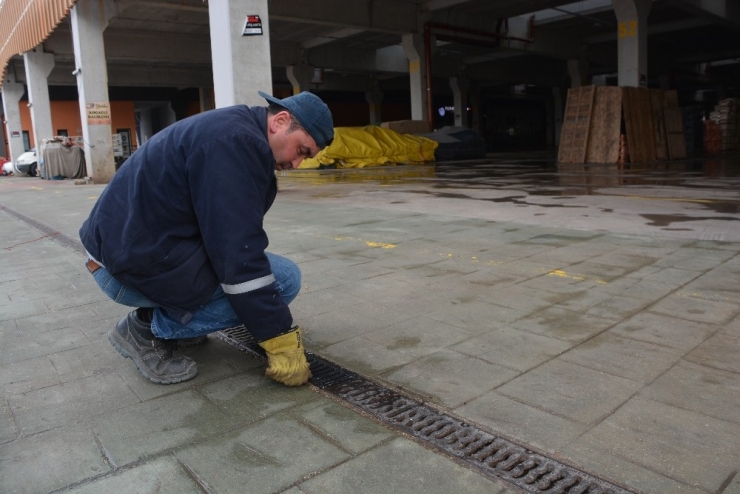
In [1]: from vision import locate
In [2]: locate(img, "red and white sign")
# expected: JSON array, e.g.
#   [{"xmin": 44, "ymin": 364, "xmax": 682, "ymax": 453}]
[{"xmin": 242, "ymin": 15, "xmax": 263, "ymax": 36}]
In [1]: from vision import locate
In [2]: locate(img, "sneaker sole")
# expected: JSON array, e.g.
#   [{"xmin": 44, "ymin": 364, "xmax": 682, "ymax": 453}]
[{"xmin": 108, "ymin": 329, "xmax": 198, "ymax": 385}]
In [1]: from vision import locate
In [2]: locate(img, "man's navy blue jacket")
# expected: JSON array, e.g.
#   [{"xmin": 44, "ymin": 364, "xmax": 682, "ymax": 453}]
[{"xmin": 80, "ymin": 105, "xmax": 291, "ymax": 342}]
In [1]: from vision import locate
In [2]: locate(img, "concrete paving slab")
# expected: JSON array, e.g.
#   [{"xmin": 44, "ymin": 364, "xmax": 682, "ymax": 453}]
[
  {"xmin": 382, "ymin": 348, "xmax": 519, "ymax": 407},
  {"xmin": 653, "ymin": 252, "xmax": 728, "ymax": 271},
  {"xmin": 0, "ymin": 355, "xmax": 61, "ymax": 395},
  {"xmin": 174, "ymin": 414, "xmax": 351, "ymax": 493},
  {"xmin": 10, "ymin": 372, "xmax": 140, "ymax": 435},
  {"xmin": 69, "ymin": 456, "xmax": 202, "ymax": 494},
  {"xmin": 650, "ymin": 292, "xmax": 740, "ymax": 325},
  {"xmin": 363, "ymin": 316, "xmax": 475, "ymax": 363},
  {"xmin": 497, "ymin": 359, "xmax": 643, "ymax": 425},
  {"xmin": 641, "ymin": 360, "xmax": 740, "ymax": 426},
  {"xmin": 298, "ymin": 437, "xmax": 514, "ymax": 494},
  {"xmin": 456, "ymin": 392, "xmax": 589, "ymax": 455},
  {"xmin": 561, "ymin": 440, "xmax": 707, "ymax": 494},
  {"xmin": 559, "ymin": 332, "xmax": 685, "ymax": 383},
  {"xmin": 288, "ymin": 400, "xmax": 396, "ymax": 455},
  {"xmin": 450, "ymin": 326, "xmax": 572, "ymax": 372},
  {"xmin": 426, "ymin": 299, "xmax": 518, "ymax": 332},
  {"xmin": 0, "ymin": 325, "xmax": 91, "ymax": 365},
  {"xmin": 609, "ymin": 312, "xmax": 718, "ymax": 351},
  {"xmin": 0, "ymin": 426, "xmax": 110, "ymax": 493},
  {"xmin": 510, "ymin": 306, "xmax": 616, "ymax": 342},
  {"xmin": 575, "ymin": 396, "xmax": 740, "ymax": 493},
  {"xmin": 0, "ymin": 399, "xmax": 17, "ymax": 443},
  {"xmin": 582, "ymin": 293, "xmax": 653, "ymax": 321},
  {"xmin": 322, "ymin": 336, "xmax": 418, "ymax": 375},
  {"xmin": 625, "ymin": 265, "xmax": 703, "ymax": 285},
  {"xmin": 685, "ymin": 331, "xmax": 740, "ymax": 374},
  {"xmin": 92, "ymin": 389, "xmax": 238, "ymax": 466}
]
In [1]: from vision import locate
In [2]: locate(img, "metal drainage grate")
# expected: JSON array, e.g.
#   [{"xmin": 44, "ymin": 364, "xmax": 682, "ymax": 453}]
[{"xmin": 217, "ymin": 326, "xmax": 634, "ymax": 494}]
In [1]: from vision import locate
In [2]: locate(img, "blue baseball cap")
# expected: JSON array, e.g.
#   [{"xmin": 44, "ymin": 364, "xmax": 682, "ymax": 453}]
[{"xmin": 258, "ymin": 91, "xmax": 334, "ymax": 149}]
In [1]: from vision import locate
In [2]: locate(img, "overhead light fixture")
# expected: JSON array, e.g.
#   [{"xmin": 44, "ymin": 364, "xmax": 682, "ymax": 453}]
[{"xmin": 72, "ymin": 67, "xmax": 81, "ymax": 75}]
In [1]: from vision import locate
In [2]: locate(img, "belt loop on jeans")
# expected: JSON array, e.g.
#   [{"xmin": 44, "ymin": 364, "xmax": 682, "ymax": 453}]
[{"xmin": 86, "ymin": 258, "xmax": 102, "ymax": 274}]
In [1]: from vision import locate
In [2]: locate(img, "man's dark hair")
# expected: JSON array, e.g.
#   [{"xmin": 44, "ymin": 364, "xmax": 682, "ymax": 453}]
[{"xmin": 267, "ymin": 103, "xmax": 305, "ymax": 134}]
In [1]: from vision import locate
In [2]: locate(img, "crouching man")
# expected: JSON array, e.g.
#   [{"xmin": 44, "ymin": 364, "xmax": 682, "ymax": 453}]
[{"xmin": 79, "ymin": 91, "xmax": 334, "ymax": 386}]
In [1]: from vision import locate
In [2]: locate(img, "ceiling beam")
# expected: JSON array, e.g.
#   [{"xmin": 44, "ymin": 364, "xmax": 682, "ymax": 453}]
[
  {"xmin": 672, "ymin": 0, "xmax": 740, "ymax": 31},
  {"xmin": 268, "ymin": 0, "xmax": 419, "ymax": 34}
]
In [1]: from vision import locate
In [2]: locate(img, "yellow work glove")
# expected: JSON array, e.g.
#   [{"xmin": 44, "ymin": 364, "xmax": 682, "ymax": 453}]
[{"xmin": 258, "ymin": 327, "xmax": 311, "ymax": 386}]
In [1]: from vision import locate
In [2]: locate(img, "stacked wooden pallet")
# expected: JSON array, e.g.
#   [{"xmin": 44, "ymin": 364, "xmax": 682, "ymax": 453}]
[
  {"xmin": 558, "ymin": 86, "xmax": 687, "ymax": 164},
  {"xmin": 709, "ymin": 98, "xmax": 739, "ymax": 151}
]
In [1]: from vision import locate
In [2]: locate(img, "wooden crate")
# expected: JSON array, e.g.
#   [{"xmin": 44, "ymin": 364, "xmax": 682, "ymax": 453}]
[
  {"xmin": 558, "ymin": 86, "xmax": 596, "ymax": 163},
  {"xmin": 650, "ymin": 89, "xmax": 668, "ymax": 160},
  {"xmin": 585, "ymin": 86, "xmax": 622, "ymax": 163},
  {"xmin": 622, "ymin": 87, "xmax": 656, "ymax": 163}
]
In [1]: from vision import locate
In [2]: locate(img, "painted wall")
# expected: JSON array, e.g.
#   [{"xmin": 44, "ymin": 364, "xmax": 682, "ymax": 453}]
[{"xmin": 18, "ymin": 100, "xmax": 137, "ymax": 151}]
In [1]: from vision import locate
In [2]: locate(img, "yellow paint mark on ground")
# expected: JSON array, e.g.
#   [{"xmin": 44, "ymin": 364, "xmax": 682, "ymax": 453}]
[
  {"xmin": 333, "ymin": 235, "xmax": 396, "ymax": 249},
  {"xmin": 366, "ymin": 241, "xmax": 396, "ymax": 249},
  {"xmin": 484, "ymin": 260, "xmax": 505, "ymax": 266},
  {"xmin": 31, "ymin": 186, "xmax": 43, "ymax": 190},
  {"xmin": 547, "ymin": 269, "xmax": 606, "ymax": 284}
]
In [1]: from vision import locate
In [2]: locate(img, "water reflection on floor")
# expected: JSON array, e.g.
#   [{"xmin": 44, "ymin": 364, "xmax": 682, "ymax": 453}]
[{"xmin": 287, "ymin": 152, "xmax": 740, "ymax": 199}]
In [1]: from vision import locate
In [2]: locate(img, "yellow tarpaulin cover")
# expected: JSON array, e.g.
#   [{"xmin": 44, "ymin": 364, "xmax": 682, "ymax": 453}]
[{"xmin": 298, "ymin": 126, "xmax": 438, "ymax": 169}]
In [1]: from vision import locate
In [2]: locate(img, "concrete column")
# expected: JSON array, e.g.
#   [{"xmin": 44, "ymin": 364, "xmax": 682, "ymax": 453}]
[
  {"xmin": 286, "ymin": 64, "xmax": 313, "ymax": 95},
  {"xmin": 161, "ymin": 103, "xmax": 177, "ymax": 128},
  {"xmin": 450, "ymin": 77, "xmax": 469, "ymax": 127},
  {"xmin": 401, "ymin": 33, "xmax": 429, "ymax": 123},
  {"xmin": 70, "ymin": 0, "xmax": 115, "ymax": 183},
  {"xmin": 365, "ymin": 84, "xmax": 384, "ymax": 125},
  {"xmin": 138, "ymin": 109, "xmax": 153, "ymax": 145},
  {"xmin": 1, "ymin": 79, "xmax": 26, "ymax": 163},
  {"xmin": 613, "ymin": 0, "xmax": 651, "ymax": 87},
  {"xmin": 209, "ymin": 0, "xmax": 272, "ymax": 107},
  {"xmin": 24, "ymin": 48, "xmax": 55, "ymax": 149},
  {"xmin": 568, "ymin": 59, "xmax": 590, "ymax": 87},
  {"xmin": 0, "ymin": 116, "xmax": 6, "ymax": 158}
]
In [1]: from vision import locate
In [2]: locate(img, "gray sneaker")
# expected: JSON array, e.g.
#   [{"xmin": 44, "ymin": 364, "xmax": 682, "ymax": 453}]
[{"xmin": 109, "ymin": 309, "xmax": 198, "ymax": 384}]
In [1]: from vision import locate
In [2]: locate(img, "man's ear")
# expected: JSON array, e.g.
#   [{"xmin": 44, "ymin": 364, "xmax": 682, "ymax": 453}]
[{"xmin": 268, "ymin": 110, "xmax": 291, "ymax": 134}]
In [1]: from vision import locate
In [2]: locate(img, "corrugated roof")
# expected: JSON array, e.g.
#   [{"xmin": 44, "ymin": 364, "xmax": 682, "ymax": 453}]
[{"xmin": 0, "ymin": 0, "xmax": 76, "ymax": 89}]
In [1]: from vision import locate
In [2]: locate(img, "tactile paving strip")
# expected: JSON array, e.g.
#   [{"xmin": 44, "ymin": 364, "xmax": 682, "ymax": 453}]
[{"xmin": 217, "ymin": 326, "xmax": 635, "ymax": 494}]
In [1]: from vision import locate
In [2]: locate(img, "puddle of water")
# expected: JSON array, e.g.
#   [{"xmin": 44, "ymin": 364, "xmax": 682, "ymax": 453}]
[{"xmin": 282, "ymin": 153, "xmax": 740, "ymax": 202}]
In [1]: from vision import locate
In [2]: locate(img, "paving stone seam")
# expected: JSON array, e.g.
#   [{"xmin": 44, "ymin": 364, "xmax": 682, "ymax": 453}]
[
  {"xmin": 176, "ymin": 457, "xmax": 213, "ymax": 494},
  {"xmin": 93, "ymin": 431, "xmax": 117, "ymax": 469},
  {"xmin": 297, "ymin": 418, "xmax": 356, "ymax": 457},
  {"xmin": 278, "ymin": 435, "xmax": 402, "ymax": 494}
]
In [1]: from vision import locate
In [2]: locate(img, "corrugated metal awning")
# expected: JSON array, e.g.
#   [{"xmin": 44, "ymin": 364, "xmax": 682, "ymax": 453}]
[{"xmin": 0, "ymin": 0, "xmax": 77, "ymax": 90}]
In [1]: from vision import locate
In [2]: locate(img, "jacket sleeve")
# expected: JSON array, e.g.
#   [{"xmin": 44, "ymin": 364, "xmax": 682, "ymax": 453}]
[{"xmin": 186, "ymin": 134, "xmax": 292, "ymax": 342}]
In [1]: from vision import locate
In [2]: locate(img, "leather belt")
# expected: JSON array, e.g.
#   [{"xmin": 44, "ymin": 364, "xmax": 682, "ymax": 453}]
[{"xmin": 86, "ymin": 258, "xmax": 103, "ymax": 274}]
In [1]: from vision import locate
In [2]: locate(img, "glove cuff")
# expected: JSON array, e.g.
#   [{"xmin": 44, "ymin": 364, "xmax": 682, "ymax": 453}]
[{"xmin": 258, "ymin": 326, "xmax": 303, "ymax": 354}]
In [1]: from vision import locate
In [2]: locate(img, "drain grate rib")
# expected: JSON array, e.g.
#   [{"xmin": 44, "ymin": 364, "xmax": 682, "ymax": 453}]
[{"xmin": 217, "ymin": 326, "xmax": 634, "ymax": 494}]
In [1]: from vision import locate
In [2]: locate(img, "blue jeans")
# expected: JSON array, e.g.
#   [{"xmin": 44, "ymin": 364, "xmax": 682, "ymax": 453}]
[{"xmin": 90, "ymin": 252, "xmax": 301, "ymax": 340}]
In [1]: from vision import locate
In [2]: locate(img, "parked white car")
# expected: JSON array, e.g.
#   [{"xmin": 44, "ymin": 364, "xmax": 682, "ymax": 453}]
[
  {"xmin": 2, "ymin": 159, "xmax": 13, "ymax": 175},
  {"xmin": 14, "ymin": 148, "xmax": 38, "ymax": 176}
]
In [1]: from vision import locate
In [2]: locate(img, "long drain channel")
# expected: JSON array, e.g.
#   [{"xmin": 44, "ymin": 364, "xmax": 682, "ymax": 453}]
[
  {"xmin": 217, "ymin": 326, "xmax": 634, "ymax": 494},
  {"xmin": 2, "ymin": 204, "xmax": 633, "ymax": 494}
]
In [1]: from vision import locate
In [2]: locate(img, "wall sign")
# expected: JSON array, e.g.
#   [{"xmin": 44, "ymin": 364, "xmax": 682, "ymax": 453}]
[
  {"xmin": 86, "ymin": 102, "xmax": 111, "ymax": 125},
  {"xmin": 10, "ymin": 131, "xmax": 20, "ymax": 138},
  {"xmin": 242, "ymin": 15, "xmax": 263, "ymax": 36}
]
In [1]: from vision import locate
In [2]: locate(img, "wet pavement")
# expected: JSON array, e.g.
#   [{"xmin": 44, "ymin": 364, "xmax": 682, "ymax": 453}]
[{"xmin": 2, "ymin": 151, "xmax": 740, "ymax": 493}]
